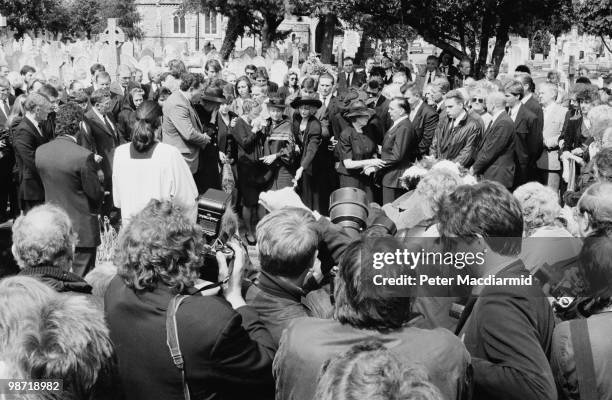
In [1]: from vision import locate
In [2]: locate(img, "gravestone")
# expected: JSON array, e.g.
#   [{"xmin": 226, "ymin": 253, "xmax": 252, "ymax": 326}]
[
  {"xmin": 534, "ymin": 54, "xmax": 544, "ymax": 63},
  {"xmin": 140, "ymin": 47, "xmax": 155, "ymax": 59},
  {"xmin": 99, "ymin": 18, "xmax": 126, "ymax": 77},
  {"xmin": 269, "ymin": 59, "xmax": 288, "ymax": 87},
  {"xmin": 252, "ymin": 55, "xmax": 265, "ymax": 68},
  {"xmin": 138, "ymin": 55, "xmax": 156, "ymax": 83},
  {"xmin": 121, "ymin": 41, "xmax": 135, "ymax": 57}
]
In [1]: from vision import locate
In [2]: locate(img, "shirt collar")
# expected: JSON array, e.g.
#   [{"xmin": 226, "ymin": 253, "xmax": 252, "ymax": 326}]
[
  {"xmin": 521, "ymin": 93, "xmax": 532, "ymax": 104},
  {"xmin": 92, "ymin": 106, "xmax": 106, "ymax": 123},
  {"xmin": 490, "ymin": 108, "xmax": 505, "ymax": 123},
  {"xmin": 511, "ymin": 102, "xmax": 521, "ymax": 115},
  {"xmin": 26, "ymin": 114, "xmax": 40, "ymax": 129},
  {"xmin": 391, "ymin": 115, "xmax": 409, "ymax": 129}
]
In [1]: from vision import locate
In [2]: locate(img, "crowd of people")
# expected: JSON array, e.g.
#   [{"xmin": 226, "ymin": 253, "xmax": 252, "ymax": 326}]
[{"xmin": 0, "ymin": 49, "xmax": 612, "ymax": 400}]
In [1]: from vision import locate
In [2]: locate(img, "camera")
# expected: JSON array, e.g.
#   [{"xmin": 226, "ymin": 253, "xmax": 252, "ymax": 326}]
[
  {"xmin": 197, "ymin": 189, "xmax": 236, "ymax": 282},
  {"xmin": 329, "ymin": 187, "xmax": 369, "ymax": 233}
]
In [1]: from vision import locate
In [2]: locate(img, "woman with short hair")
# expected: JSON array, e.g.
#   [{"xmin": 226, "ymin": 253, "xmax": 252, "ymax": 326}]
[{"xmin": 112, "ymin": 100, "xmax": 198, "ymax": 225}]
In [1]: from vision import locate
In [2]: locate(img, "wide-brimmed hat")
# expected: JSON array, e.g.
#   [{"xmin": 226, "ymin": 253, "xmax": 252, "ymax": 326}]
[
  {"xmin": 290, "ymin": 95, "xmax": 322, "ymax": 109},
  {"xmin": 201, "ymin": 85, "xmax": 226, "ymax": 103},
  {"xmin": 267, "ymin": 96, "xmax": 286, "ymax": 109},
  {"xmin": 344, "ymin": 100, "xmax": 376, "ymax": 119}
]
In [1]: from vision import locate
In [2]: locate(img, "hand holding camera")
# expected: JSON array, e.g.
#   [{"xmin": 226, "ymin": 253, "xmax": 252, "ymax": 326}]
[{"xmin": 216, "ymin": 238, "xmax": 247, "ymax": 309}]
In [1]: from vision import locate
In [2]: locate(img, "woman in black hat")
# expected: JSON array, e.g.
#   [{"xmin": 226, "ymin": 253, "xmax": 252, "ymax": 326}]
[
  {"xmin": 231, "ymin": 98, "xmax": 269, "ymax": 244},
  {"xmin": 261, "ymin": 96, "xmax": 297, "ymax": 190},
  {"xmin": 336, "ymin": 101, "xmax": 386, "ymax": 202},
  {"xmin": 192, "ymin": 82, "xmax": 227, "ymax": 193},
  {"xmin": 290, "ymin": 95, "xmax": 323, "ymax": 212}
]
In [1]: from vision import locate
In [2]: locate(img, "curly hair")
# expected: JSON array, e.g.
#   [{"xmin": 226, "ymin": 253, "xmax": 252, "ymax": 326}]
[
  {"xmin": 114, "ymin": 199, "xmax": 203, "ymax": 294},
  {"xmin": 55, "ymin": 102, "xmax": 84, "ymax": 137},
  {"xmin": 12, "ymin": 204, "xmax": 77, "ymax": 269},
  {"xmin": 314, "ymin": 340, "xmax": 444, "ymax": 400},
  {"xmin": 513, "ymin": 182, "xmax": 561, "ymax": 235},
  {"xmin": 415, "ymin": 169, "xmax": 463, "ymax": 216},
  {"xmin": 587, "ymin": 105, "xmax": 612, "ymax": 143},
  {"xmin": 571, "ymin": 83, "xmax": 599, "ymax": 103}
]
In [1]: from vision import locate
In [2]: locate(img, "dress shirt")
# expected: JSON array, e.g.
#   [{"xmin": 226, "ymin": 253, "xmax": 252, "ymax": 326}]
[
  {"xmin": 320, "ymin": 94, "xmax": 330, "ymax": 108},
  {"xmin": 521, "ymin": 93, "xmax": 533, "ymax": 105},
  {"xmin": 92, "ymin": 106, "xmax": 117, "ymax": 134},
  {"xmin": 26, "ymin": 114, "xmax": 43, "ymax": 136},
  {"xmin": 389, "ymin": 115, "xmax": 409, "ymax": 131},
  {"xmin": 426, "ymin": 71, "xmax": 435, "ymax": 84},
  {"xmin": 509, "ymin": 103, "xmax": 521, "ymax": 122},
  {"xmin": 489, "ymin": 109, "xmax": 504, "ymax": 128},
  {"xmin": 409, "ymin": 100, "xmax": 423, "ymax": 122},
  {"xmin": 345, "ymin": 72, "xmax": 354, "ymax": 86}
]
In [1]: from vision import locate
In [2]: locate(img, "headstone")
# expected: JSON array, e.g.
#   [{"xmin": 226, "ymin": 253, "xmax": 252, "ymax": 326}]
[
  {"xmin": 269, "ymin": 59, "xmax": 288, "ymax": 87},
  {"xmin": 243, "ymin": 46, "xmax": 257, "ymax": 58},
  {"xmin": 121, "ymin": 53, "xmax": 140, "ymax": 72},
  {"xmin": 121, "ymin": 41, "xmax": 135, "ymax": 57},
  {"xmin": 99, "ymin": 18, "xmax": 126, "ymax": 77},
  {"xmin": 140, "ymin": 47, "xmax": 155, "ymax": 59},
  {"xmin": 534, "ymin": 54, "xmax": 544, "ymax": 62},
  {"xmin": 252, "ymin": 55, "xmax": 265, "ymax": 68},
  {"xmin": 342, "ymin": 30, "xmax": 361, "ymax": 58},
  {"xmin": 507, "ymin": 45, "xmax": 524, "ymax": 73},
  {"xmin": 226, "ymin": 57, "xmax": 245, "ymax": 78},
  {"xmin": 138, "ymin": 55, "xmax": 156, "ymax": 83}
]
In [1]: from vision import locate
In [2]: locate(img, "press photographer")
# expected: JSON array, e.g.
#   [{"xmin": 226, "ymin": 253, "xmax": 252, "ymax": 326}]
[{"xmin": 105, "ymin": 199, "xmax": 275, "ymax": 400}]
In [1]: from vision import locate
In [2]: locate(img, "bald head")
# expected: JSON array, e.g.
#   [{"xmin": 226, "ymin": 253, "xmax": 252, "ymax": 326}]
[
  {"xmin": 11, "ymin": 204, "xmax": 76, "ymax": 270},
  {"xmin": 486, "ymin": 91, "xmax": 507, "ymax": 113}
]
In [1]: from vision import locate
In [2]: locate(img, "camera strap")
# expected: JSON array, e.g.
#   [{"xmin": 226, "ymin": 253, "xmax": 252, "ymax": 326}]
[
  {"xmin": 570, "ymin": 318, "xmax": 597, "ymax": 400},
  {"xmin": 166, "ymin": 294, "xmax": 191, "ymax": 400}
]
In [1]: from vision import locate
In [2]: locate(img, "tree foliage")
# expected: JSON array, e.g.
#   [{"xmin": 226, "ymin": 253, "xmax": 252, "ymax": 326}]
[
  {"xmin": 94, "ymin": 0, "xmax": 144, "ymax": 41},
  {"xmin": 0, "ymin": 0, "xmax": 66, "ymax": 36},
  {"xmin": 574, "ymin": 0, "xmax": 612, "ymax": 53},
  {"xmin": 326, "ymin": 0, "xmax": 572, "ymax": 75}
]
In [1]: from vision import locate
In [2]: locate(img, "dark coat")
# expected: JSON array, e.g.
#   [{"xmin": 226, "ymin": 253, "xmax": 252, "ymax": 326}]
[
  {"xmin": 379, "ymin": 117, "xmax": 419, "ymax": 188},
  {"xmin": 116, "ymin": 96, "xmax": 136, "ymax": 142},
  {"xmin": 85, "ymin": 108, "xmax": 124, "ymax": 191},
  {"xmin": 104, "ymin": 276, "xmax": 276, "ymax": 400},
  {"xmin": 13, "ymin": 117, "xmax": 49, "ymax": 201},
  {"xmin": 373, "ymin": 95, "xmax": 392, "ymax": 135},
  {"xmin": 456, "ymin": 260, "xmax": 556, "ymax": 400},
  {"xmin": 513, "ymin": 104, "xmax": 543, "ymax": 185},
  {"xmin": 292, "ymin": 114, "xmax": 322, "ymax": 175},
  {"xmin": 35, "ymin": 136, "xmax": 104, "ymax": 247},
  {"xmin": 336, "ymin": 70, "xmax": 366, "ymax": 95},
  {"xmin": 430, "ymin": 111, "xmax": 482, "ymax": 167},
  {"xmin": 472, "ymin": 112, "xmax": 516, "ymax": 188},
  {"xmin": 523, "ymin": 95, "xmax": 544, "ymax": 137},
  {"xmin": 411, "ymin": 102, "xmax": 439, "ymax": 159},
  {"xmin": 275, "ymin": 317, "xmax": 471, "ymax": 400},
  {"xmin": 245, "ymin": 271, "xmax": 333, "ymax": 346}
]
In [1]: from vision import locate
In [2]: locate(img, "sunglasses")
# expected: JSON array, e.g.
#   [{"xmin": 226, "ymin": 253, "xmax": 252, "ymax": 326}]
[{"xmin": 471, "ymin": 98, "xmax": 485, "ymax": 104}]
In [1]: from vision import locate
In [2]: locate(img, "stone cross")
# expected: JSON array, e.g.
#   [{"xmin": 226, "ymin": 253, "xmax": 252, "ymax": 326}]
[{"xmin": 99, "ymin": 18, "xmax": 125, "ymax": 77}]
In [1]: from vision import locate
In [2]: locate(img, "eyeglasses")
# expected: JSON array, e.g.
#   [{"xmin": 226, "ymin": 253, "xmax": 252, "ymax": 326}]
[{"xmin": 471, "ymin": 97, "xmax": 485, "ymax": 104}]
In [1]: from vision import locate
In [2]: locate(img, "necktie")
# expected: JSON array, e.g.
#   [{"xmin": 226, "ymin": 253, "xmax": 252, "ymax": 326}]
[
  {"xmin": 347, "ymin": 73, "xmax": 351, "ymax": 87},
  {"xmin": 427, "ymin": 72, "xmax": 432, "ymax": 84},
  {"xmin": 2, "ymin": 101, "xmax": 8, "ymax": 117}
]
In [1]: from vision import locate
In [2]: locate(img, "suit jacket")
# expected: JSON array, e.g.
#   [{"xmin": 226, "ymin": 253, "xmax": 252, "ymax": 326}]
[
  {"xmin": 336, "ymin": 70, "xmax": 366, "ymax": 95},
  {"xmin": 373, "ymin": 95, "xmax": 392, "ymax": 136},
  {"xmin": 105, "ymin": 277, "xmax": 276, "ymax": 400},
  {"xmin": 415, "ymin": 69, "xmax": 446, "ymax": 92},
  {"xmin": 85, "ymin": 108, "xmax": 124, "ymax": 190},
  {"xmin": 536, "ymin": 103, "xmax": 567, "ymax": 171},
  {"xmin": 162, "ymin": 91, "xmax": 210, "ymax": 174},
  {"xmin": 430, "ymin": 111, "xmax": 482, "ymax": 167},
  {"xmin": 13, "ymin": 117, "xmax": 49, "ymax": 201},
  {"xmin": 523, "ymin": 94, "xmax": 544, "ymax": 137},
  {"xmin": 513, "ymin": 104, "xmax": 543, "ymax": 183},
  {"xmin": 0, "ymin": 100, "xmax": 10, "ymax": 128},
  {"xmin": 411, "ymin": 102, "xmax": 439, "ymax": 159},
  {"xmin": 472, "ymin": 112, "xmax": 516, "ymax": 188},
  {"xmin": 275, "ymin": 317, "xmax": 471, "ymax": 400},
  {"xmin": 457, "ymin": 260, "xmax": 556, "ymax": 400},
  {"xmin": 36, "ymin": 136, "xmax": 104, "ymax": 247},
  {"xmin": 379, "ymin": 117, "xmax": 419, "ymax": 188}
]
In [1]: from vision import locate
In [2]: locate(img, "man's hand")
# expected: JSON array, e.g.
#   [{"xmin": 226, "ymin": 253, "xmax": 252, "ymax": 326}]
[
  {"xmin": 219, "ymin": 151, "xmax": 228, "ymax": 164},
  {"xmin": 94, "ymin": 154, "xmax": 103, "ymax": 163},
  {"xmin": 328, "ymin": 137, "xmax": 338, "ymax": 152},
  {"xmin": 259, "ymin": 186, "xmax": 309, "ymax": 212},
  {"xmin": 230, "ymin": 117, "xmax": 237, "ymax": 128},
  {"xmin": 367, "ymin": 158, "xmax": 386, "ymax": 169},
  {"xmin": 218, "ymin": 238, "xmax": 247, "ymax": 309},
  {"xmin": 363, "ymin": 166, "xmax": 377, "ymax": 176}
]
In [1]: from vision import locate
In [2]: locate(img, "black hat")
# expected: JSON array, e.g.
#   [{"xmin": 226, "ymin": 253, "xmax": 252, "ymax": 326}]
[
  {"xmin": 267, "ymin": 96, "xmax": 286, "ymax": 109},
  {"xmin": 290, "ymin": 95, "xmax": 322, "ymax": 109},
  {"xmin": 201, "ymin": 85, "xmax": 226, "ymax": 103},
  {"xmin": 344, "ymin": 100, "xmax": 375, "ymax": 119}
]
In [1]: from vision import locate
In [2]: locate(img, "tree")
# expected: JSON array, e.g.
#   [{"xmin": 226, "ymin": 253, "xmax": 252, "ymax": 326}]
[
  {"xmin": 574, "ymin": 0, "xmax": 612, "ymax": 53},
  {"xmin": 330, "ymin": 0, "xmax": 572, "ymax": 77},
  {"xmin": 95, "ymin": 0, "xmax": 143, "ymax": 40},
  {"xmin": 68, "ymin": 0, "xmax": 103, "ymax": 39},
  {"xmin": 0, "ymin": 0, "xmax": 66, "ymax": 37}
]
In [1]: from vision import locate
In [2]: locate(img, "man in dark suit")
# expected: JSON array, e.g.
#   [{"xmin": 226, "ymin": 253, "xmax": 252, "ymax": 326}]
[
  {"xmin": 519, "ymin": 74, "xmax": 544, "ymax": 137},
  {"xmin": 442, "ymin": 182, "xmax": 556, "ymax": 400},
  {"xmin": 83, "ymin": 63, "xmax": 106, "ymax": 96},
  {"xmin": 368, "ymin": 97, "xmax": 419, "ymax": 204},
  {"xmin": 453, "ymin": 57, "xmax": 473, "ymax": 88},
  {"xmin": 13, "ymin": 93, "xmax": 51, "ymax": 212},
  {"xmin": 365, "ymin": 80, "xmax": 392, "ymax": 135},
  {"xmin": 415, "ymin": 55, "xmax": 446, "ymax": 93},
  {"xmin": 0, "ymin": 77, "xmax": 16, "ymax": 221},
  {"xmin": 85, "ymin": 89, "xmax": 124, "ymax": 218},
  {"xmin": 403, "ymin": 82, "xmax": 439, "ymax": 159},
  {"xmin": 336, "ymin": 57, "xmax": 365, "ymax": 97},
  {"xmin": 471, "ymin": 91, "xmax": 516, "ymax": 189},
  {"xmin": 505, "ymin": 80, "xmax": 543, "ymax": 187},
  {"xmin": 36, "ymin": 103, "xmax": 104, "ymax": 277}
]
